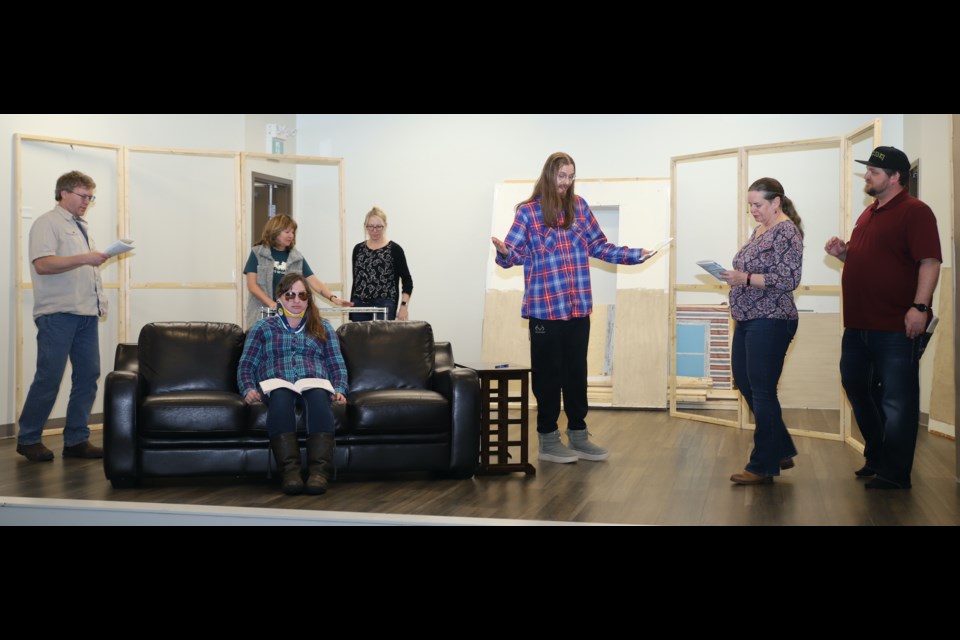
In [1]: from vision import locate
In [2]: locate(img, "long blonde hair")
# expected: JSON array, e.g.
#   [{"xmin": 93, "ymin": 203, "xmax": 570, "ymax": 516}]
[{"xmin": 516, "ymin": 152, "xmax": 577, "ymax": 229}]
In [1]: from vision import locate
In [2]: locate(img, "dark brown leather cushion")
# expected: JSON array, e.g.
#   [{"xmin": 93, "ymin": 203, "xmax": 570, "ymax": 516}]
[
  {"xmin": 337, "ymin": 321, "xmax": 435, "ymax": 392},
  {"xmin": 139, "ymin": 322, "xmax": 246, "ymax": 395}
]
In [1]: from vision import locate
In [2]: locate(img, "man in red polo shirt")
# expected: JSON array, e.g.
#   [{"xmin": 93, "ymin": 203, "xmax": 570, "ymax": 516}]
[{"xmin": 825, "ymin": 146, "xmax": 941, "ymax": 490}]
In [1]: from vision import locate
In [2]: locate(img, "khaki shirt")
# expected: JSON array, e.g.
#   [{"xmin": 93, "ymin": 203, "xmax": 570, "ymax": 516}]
[{"xmin": 29, "ymin": 205, "xmax": 106, "ymax": 319}]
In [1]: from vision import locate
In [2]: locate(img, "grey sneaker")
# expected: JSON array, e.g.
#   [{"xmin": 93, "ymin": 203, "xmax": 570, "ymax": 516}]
[
  {"xmin": 566, "ymin": 429, "xmax": 609, "ymax": 461},
  {"xmin": 538, "ymin": 430, "xmax": 578, "ymax": 464}
]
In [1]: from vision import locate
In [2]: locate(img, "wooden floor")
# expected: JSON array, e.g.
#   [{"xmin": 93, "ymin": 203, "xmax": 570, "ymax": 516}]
[{"xmin": 2, "ymin": 409, "xmax": 958, "ymax": 525}]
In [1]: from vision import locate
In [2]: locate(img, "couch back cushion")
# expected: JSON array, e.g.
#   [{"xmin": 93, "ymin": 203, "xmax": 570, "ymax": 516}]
[
  {"xmin": 337, "ymin": 320, "xmax": 435, "ymax": 392},
  {"xmin": 139, "ymin": 322, "xmax": 246, "ymax": 395}
]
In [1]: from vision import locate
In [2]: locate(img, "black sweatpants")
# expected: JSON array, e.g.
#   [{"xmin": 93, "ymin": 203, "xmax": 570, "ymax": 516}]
[{"xmin": 529, "ymin": 316, "xmax": 590, "ymax": 434}]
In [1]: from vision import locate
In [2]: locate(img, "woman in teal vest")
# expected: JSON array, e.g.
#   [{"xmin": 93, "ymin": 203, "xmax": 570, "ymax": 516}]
[{"xmin": 244, "ymin": 214, "xmax": 351, "ymax": 328}]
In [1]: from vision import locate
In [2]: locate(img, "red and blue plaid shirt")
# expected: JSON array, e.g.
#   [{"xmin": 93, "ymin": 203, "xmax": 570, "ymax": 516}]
[
  {"xmin": 496, "ymin": 195, "xmax": 646, "ymax": 320},
  {"xmin": 238, "ymin": 316, "xmax": 348, "ymax": 397}
]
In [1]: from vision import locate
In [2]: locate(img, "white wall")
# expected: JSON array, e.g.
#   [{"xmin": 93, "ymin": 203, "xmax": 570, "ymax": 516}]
[
  {"xmin": 244, "ymin": 114, "xmax": 298, "ymax": 156},
  {"xmin": 904, "ymin": 114, "xmax": 952, "ymax": 269},
  {"xmin": 903, "ymin": 114, "xmax": 953, "ymax": 417},
  {"xmin": 1, "ymin": 115, "xmax": 247, "ymax": 430},
  {"xmin": 2, "ymin": 113, "xmax": 930, "ymax": 433},
  {"xmin": 295, "ymin": 114, "xmax": 902, "ymax": 363}
]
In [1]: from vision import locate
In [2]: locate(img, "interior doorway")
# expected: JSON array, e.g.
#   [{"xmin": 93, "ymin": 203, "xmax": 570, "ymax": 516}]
[{"xmin": 252, "ymin": 172, "xmax": 293, "ymax": 242}]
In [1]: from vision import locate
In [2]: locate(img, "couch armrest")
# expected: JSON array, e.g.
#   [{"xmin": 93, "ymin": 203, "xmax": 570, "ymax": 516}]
[
  {"xmin": 103, "ymin": 370, "xmax": 141, "ymax": 482},
  {"xmin": 445, "ymin": 367, "xmax": 480, "ymax": 478}
]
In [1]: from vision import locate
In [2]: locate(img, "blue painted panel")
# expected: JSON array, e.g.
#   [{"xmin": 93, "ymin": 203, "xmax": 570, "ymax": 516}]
[
  {"xmin": 677, "ymin": 354, "xmax": 706, "ymax": 377},
  {"xmin": 677, "ymin": 324, "xmax": 705, "ymax": 354}
]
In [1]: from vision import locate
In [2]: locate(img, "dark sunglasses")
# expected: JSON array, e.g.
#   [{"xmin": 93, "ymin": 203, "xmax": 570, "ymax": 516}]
[{"xmin": 283, "ymin": 291, "xmax": 310, "ymax": 301}]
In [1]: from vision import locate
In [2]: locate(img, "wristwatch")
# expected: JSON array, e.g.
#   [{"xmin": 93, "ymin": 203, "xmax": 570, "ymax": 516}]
[{"xmin": 911, "ymin": 303, "xmax": 929, "ymax": 312}]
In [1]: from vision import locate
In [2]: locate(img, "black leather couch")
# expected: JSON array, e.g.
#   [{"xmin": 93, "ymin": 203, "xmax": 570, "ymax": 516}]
[{"xmin": 103, "ymin": 320, "xmax": 480, "ymax": 488}]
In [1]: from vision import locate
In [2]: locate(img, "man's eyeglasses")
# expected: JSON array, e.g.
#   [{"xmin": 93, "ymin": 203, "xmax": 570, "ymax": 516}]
[
  {"xmin": 366, "ymin": 225, "xmax": 385, "ymax": 231},
  {"xmin": 557, "ymin": 173, "xmax": 576, "ymax": 183},
  {"xmin": 283, "ymin": 291, "xmax": 310, "ymax": 301},
  {"xmin": 67, "ymin": 191, "xmax": 96, "ymax": 202}
]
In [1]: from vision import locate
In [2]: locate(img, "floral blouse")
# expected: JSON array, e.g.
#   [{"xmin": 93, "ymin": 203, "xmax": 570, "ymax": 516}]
[
  {"xmin": 351, "ymin": 241, "xmax": 413, "ymax": 303},
  {"xmin": 729, "ymin": 220, "xmax": 803, "ymax": 321}
]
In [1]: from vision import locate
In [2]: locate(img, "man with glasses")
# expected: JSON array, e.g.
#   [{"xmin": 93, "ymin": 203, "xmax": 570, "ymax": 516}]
[{"xmin": 17, "ymin": 171, "xmax": 109, "ymax": 462}]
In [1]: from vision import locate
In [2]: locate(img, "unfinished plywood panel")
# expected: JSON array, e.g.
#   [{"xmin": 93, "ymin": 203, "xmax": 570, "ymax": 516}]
[
  {"xmin": 480, "ymin": 289, "xmax": 530, "ymax": 366},
  {"xmin": 778, "ymin": 313, "xmax": 841, "ymax": 411},
  {"xmin": 479, "ymin": 289, "xmax": 532, "ymax": 407},
  {"xmin": 587, "ymin": 304, "xmax": 610, "ymax": 377},
  {"xmin": 587, "ymin": 381, "xmax": 613, "ymax": 405},
  {"xmin": 929, "ymin": 266, "xmax": 954, "ymax": 434},
  {"xmin": 613, "ymin": 289, "xmax": 668, "ymax": 407}
]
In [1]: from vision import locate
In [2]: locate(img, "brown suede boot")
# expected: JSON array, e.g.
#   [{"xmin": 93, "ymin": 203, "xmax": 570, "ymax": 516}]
[
  {"xmin": 270, "ymin": 433, "xmax": 304, "ymax": 495},
  {"xmin": 305, "ymin": 433, "xmax": 335, "ymax": 495}
]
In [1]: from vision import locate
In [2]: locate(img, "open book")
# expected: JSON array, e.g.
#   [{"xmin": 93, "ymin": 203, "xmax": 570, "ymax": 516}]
[
  {"xmin": 104, "ymin": 238, "xmax": 135, "ymax": 257},
  {"xmin": 640, "ymin": 237, "xmax": 673, "ymax": 262},
  {"xmin": 696, "ymin": 260, "xmax": 728, "ymax": 280},
  {"xmin": 259, "ymin": 378, "xmax": 335, "ymax": 396}
]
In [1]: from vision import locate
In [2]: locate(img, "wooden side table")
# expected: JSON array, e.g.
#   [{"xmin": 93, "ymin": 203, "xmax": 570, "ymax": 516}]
[{"xmin": 456, "ymin": 362, "xmax": 536, "ymax": 475}]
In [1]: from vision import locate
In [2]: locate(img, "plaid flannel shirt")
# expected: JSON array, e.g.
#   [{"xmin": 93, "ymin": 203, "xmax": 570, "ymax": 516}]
[
  {"xmin": 238, "ymin": 316, "xmax": 348, "ymax": 396},
  {"xmin": 495, "ymin": 195, "xmax": 645, "ymax": 320}
]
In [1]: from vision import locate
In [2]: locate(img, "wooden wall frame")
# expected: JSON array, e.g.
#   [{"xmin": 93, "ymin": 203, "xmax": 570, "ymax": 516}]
[
  {"xmin": 14, "ymin": 134, "xmax": 123, "ymax": 420},
  {"xmin": 240, "ymin": 153, "xmax": 346, "ymax": 315},
  {"xmin": 668, "ymin": 120, "xmax": 880, "ymax": 447},
  {"xmin": 14, "ymin": 134, "xmax": 345, "ymax": 423}
]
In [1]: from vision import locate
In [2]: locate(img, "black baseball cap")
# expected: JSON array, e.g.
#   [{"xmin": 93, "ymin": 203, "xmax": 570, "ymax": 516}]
[{"xmin": 855, "ymin": 146, "xmax": 910, "ymax": 175}]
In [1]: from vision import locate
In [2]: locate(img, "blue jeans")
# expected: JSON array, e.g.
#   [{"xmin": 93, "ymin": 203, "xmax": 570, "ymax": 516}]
[
  {"xmin": 265, "ymin": 388, "xmax": 335, "ymax": 437},
  {"xmin": 840, "ymin": 329, "xmax": 926, "ymax": 487},
  {"xmin": 18, "ymin": 313, "xmax": 100, "ymax": 447},
  {"xmin": 349, "ymin": 297, "xmax": 397, "ymax": 321},
  {"xmin": 731, "ymin": 318, "xmax": 798, "ymax": 477}
]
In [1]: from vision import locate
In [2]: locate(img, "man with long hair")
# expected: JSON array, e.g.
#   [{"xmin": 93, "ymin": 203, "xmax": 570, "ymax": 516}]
[{"xmin": 492, "ymin": 152, "xmax": 655, "ymax": 464}]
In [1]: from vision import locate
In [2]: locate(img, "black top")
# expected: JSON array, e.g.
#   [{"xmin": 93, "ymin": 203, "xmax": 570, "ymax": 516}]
[{"xmin": 350, "ymin": 241, "xmax": 413, "ymax": 304}]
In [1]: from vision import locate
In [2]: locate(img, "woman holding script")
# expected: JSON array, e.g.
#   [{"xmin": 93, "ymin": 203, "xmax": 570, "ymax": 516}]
[
  {"xmin": 718, "ymin": 177, "xmax": 804, "ymax": 486},
  {"xmin": 238, "ymin": 273, "xmax": 348, "ymax": 495}
]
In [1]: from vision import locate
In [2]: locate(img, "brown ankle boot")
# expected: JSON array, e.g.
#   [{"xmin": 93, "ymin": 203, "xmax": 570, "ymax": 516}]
[
  {"xmin": 730, "ymin": 469, "xmax": 773, "ymax": 485},
  {"xmin": 270, "ymin": 433, "xmax": 304, "ymax": 495},
  {"xmin": 305, "ymin": 433, "xmax": 335, "ymax": 495}
]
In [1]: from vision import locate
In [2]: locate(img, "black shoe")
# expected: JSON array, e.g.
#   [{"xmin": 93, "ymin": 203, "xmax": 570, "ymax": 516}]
[
  {"xmin": 854, "ymin": 465, "xmax": 877, "ymax": 478},
  {"xmin": 865, "ymin": 477, "xmax": 911, "ymax": 490},
  {"xmin": 780, "ymin": 457, "xmax": 796, "ymax": 470},
  {"xmin": 16, "ymin": 442, "xmax": 54, "ymax": 462},
  {"xmin": 62, "ymin": 440, "xmax": 103, "ymax": 459}
]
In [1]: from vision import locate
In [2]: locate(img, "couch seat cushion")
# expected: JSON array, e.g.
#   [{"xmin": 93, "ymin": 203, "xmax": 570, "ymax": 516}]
[
  {"xmin": 348, "ymin": 389, "xmax": 449, "ymax": 435},
  {"xmin": 141, "ymin": 391, "xmax": 248, "ymax": 437}
]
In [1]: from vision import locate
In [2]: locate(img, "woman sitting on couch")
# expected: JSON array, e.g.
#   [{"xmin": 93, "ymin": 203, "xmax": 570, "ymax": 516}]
[{"xmin": 238, "ymin": 272, "xmax": 348, "ymax": 496}]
